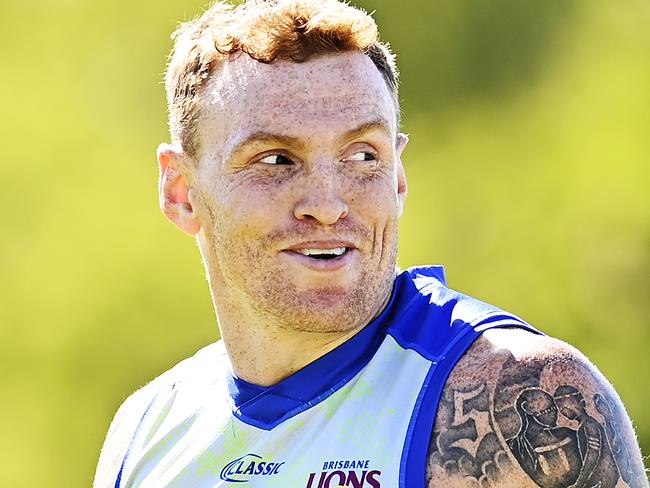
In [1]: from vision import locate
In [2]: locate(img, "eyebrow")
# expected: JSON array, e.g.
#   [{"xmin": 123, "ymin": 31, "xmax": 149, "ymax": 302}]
[
  {"xmin": 227, "ymin": 117, "xmax": 393, "ymax": 160},
  {"xmin": 340, "ymin": 118, "xmax": 393, "ymax": 144}
]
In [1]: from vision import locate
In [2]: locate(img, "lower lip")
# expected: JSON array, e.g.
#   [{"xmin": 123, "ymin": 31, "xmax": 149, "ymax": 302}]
[{"xmin": 281, "ymin": 249, "xmax": 355, "ymax": 271}]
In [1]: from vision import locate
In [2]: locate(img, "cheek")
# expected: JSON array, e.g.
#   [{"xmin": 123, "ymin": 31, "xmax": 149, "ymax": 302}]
[
  {"xmin": 212, "ymin": 178, "xmax": 292, "ymax": 237},
  {"xmin": 345, "ymin": 170, "xmax": 401, "ymax": 218}
]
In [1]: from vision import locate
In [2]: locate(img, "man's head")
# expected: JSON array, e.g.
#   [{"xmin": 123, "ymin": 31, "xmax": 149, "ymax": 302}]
[
  {"xmin": 164, "ymin": 0, "xmax": 400, "ymax": 158},
  {"xmin": 554, "ymin": 385, "xmax": 587, "ymax": 420},
  {"xmin": 516, "ymin": 388, "xmax": 559, "ymax": 428},
  {"xmin": 157, "ymin": 0, "xmax": 408, "ymax": 334}
]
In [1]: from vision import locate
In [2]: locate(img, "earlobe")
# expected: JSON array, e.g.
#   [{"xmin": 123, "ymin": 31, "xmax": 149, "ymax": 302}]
[{"xmin": 157, "ymin": 143, "xmax": 201, "ymax": 235}]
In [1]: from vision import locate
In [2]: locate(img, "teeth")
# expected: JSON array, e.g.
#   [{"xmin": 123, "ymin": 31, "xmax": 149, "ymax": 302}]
[{"xmin": 298, "ymin": 247, "xmax": 347, "ymax": 256}]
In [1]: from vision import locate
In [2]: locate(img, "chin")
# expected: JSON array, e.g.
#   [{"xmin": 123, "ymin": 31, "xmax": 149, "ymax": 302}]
[{"xmin": 262, "ymin": 284, "xmax": 377, "ymax": 334}]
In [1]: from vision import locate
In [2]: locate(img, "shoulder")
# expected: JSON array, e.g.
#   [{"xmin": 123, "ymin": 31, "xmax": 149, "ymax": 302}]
[
  {"xmin": 93, "ymin": 341, "xmax": 227, "ymax": 488},
  {"xmin": 426, "ymin": 328, "xmax": 648, "ymax": 487},
  {"xmin": 443, "ymin": 328, "xmax": 601, "ymax": 393},
  {"xmin": 389, "ymin": 267, "xmax": 537, "ymax": 359}
]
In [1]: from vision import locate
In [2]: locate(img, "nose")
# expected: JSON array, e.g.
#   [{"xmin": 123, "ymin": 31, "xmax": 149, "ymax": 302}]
[{"xmin": 293, "ymin": 164, "xmax": 349, "ymax": 225}]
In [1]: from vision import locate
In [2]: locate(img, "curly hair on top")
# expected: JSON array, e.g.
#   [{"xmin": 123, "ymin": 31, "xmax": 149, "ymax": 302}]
[{"xmin": 164, "ymin": 0, "xmax": 400, "ymax": 157}]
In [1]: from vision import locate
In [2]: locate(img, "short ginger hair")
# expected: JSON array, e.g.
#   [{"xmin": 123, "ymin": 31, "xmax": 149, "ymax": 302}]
[{"xmin": 164, "ymin": 0, "xmax": 400, "ymax": 157}]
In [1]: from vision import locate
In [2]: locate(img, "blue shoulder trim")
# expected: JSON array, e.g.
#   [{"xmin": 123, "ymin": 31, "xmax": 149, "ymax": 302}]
[
  {"xmin": 400, "ymin": 318, "xmax": 541, "ymax": 487},
  {"xmin": 389, "ymin": 266, "xmax": 542, "ymax": 487}
]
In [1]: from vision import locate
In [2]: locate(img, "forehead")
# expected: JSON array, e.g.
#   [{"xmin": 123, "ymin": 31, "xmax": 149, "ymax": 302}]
[{"xmin": 194, "ymin": 51, "xmax": 396, "ymax": 158}]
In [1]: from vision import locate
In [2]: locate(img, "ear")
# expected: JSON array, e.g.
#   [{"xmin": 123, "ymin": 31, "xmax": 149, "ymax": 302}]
[
  {"xmin": 157, "ymin": 143, "xmax": 201, "ymax": 235},
  {"xmin": 395, "ymin": 133, "xmax": 409, "ymax": 215}
]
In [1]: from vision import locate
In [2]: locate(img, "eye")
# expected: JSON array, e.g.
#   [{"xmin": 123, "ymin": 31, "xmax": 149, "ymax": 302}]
[
  {"xmin": 345, "ymin": 151, "xmax": 377, "ymax": 162},
  {"xmin": 258, "ymin": 154, "xmax": 293, "ymax": 165}
]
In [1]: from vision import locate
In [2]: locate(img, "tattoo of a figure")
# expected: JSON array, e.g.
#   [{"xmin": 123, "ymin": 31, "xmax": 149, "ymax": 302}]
[
  {"xmin": 427, "ymin": 351, "xmax": 647, "ymax": 487},
  {"xmin": 593, "ymin": 393, "xmax": 638, "ymax": 486}
]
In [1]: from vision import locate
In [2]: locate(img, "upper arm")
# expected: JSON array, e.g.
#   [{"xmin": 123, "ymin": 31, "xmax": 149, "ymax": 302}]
[
  {"xmin": 93, "ymin": 387, "xmax": 155, "ymax": 488},
  {"xmin": 425, "ymin": 328, "xmax": 649, "ymax": 488}
]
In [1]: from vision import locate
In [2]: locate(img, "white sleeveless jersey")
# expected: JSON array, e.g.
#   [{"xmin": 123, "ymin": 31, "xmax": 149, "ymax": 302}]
[{"xmin": 111, "ymin": 266, "xmax": 538, "ymax": 488}]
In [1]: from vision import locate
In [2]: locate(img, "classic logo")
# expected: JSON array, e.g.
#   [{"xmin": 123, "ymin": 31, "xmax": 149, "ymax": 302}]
[
  {"xmin": 305, "ymin": 460, "xmax": 381, "ymax": 488},
  {"xmin": 220, "ymin": 453, "xmax": 285, "ymax": 483}
]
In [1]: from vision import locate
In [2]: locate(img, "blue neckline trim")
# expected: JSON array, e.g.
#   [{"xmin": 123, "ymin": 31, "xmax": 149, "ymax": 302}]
[{"xmin": 228, "ymin": 266, "xmax": 446, "ymax": 430}]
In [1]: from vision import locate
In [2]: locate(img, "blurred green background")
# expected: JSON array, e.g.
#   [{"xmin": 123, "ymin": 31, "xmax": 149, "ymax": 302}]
[{"xmin": 1, "ymin": 0, "xmax": 648, "ymax": 485}]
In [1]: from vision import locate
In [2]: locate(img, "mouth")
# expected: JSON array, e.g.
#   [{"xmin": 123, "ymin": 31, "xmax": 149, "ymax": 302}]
[
  {"xmin": 294, "ymin": 247, "xmax": 350, "ymax": 260},
  {"xmin": 282, "ymin": 242, "xmax": 356, "ymax": 270}
]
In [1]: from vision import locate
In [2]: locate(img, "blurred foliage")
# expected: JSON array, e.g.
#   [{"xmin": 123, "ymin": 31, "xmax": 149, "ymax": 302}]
[{"xmin": 0, "ymin": 0, "xmax": 648, "ymax": 486}]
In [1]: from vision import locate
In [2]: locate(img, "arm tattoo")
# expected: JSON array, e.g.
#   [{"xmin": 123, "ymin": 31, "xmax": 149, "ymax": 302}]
[{"xmin": 426, "ymin": 348, "xmax": 648, "ymax": 487}]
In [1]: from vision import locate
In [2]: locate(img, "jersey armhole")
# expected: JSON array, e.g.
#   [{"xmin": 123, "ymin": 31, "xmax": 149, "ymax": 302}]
[{"xmin": 398, "ymin": 318, "xmax": 542, "ymax": 487}]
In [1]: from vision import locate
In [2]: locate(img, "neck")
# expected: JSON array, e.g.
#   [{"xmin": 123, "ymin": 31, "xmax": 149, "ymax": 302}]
[{"xmin": 211, "ymin": 281, "xmax": 393, "ymax": 387}]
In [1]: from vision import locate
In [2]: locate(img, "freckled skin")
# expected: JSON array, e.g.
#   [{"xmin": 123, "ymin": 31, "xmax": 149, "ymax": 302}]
[{"xmin": 183, "ymin": 52, "xmax": 407, "ymax": 384}]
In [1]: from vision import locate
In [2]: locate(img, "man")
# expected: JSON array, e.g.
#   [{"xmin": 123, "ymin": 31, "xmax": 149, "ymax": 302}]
[
  {"xmin": 554, "ymin": 386, "xmax": 618, "ymax": 488},
  {"xmin": 507, "ymin": 388, "xmax": 581, "ymax": 486},
  {"xmin": 94, "ymin": 1, "xmax": 648, "ymax": 487}
]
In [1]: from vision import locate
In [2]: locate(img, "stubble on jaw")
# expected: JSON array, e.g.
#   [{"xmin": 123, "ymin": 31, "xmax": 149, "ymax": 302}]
[{"xmin": 195, "ymin": 193, "xmax": 400, "ymax": 335}]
